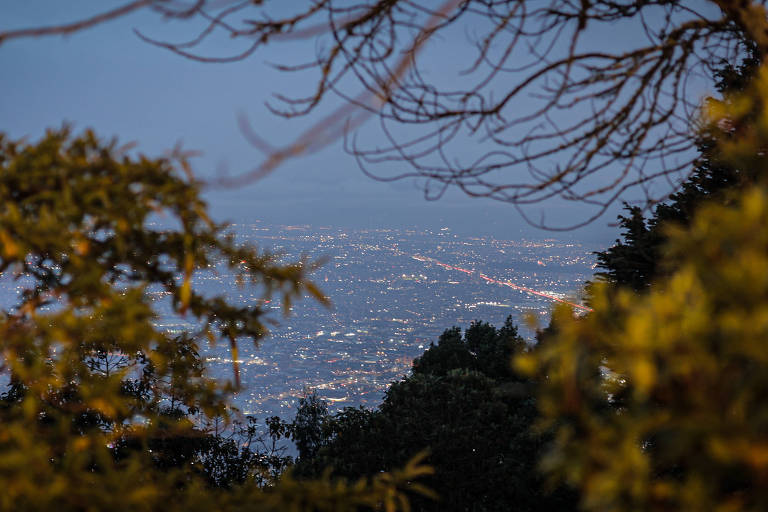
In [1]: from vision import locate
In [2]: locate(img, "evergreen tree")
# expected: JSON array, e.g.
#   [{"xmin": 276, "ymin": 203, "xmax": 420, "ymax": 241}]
[
  {"xmin": 296, "ymin": 317, "xmax": 577, "ymax": 512},
  {"xmin": 594, "ymin": 47, "xmax": 762, "ymax": 290},
  {"xmin": 292, "ymin": 388, "xmax": 329, "ymax": 461},
  {"xmin": 521, "ymin": 51, "xmax": 768, "ymax": 510}
]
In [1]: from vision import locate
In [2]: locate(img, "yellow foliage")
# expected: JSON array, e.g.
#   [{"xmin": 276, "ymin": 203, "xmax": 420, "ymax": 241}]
[
  {"xmin": 525, "ymin": 186, "xmax": 768, "ymax": 511},
  {"xmin": 516, "ymin": 58, "xmax": 768, "ymax": 510},
  {"xmin": 0, "ymin": 129, "xmax": 428, "ymax": 511}
]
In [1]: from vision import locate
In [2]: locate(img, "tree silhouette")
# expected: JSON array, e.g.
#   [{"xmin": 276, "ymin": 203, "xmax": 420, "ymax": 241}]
[
  {"xmin": 593, "ymin": 47, "xmax": 762, "ymax": 290},
  {"xmin": 297, "ymin": 318, "xmax": 577, "ymax": 512}
]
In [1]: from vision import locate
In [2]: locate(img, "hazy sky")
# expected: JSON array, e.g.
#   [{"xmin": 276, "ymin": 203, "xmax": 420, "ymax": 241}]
[{"xmin": 0, "ymin": 2, "xmax": 685, "ymax": 245}]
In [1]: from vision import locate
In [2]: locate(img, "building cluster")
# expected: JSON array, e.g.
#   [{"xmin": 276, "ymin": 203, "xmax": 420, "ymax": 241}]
[{"xmin": 150, "ymin": 224, "xmax": 595, "ymax": 418}]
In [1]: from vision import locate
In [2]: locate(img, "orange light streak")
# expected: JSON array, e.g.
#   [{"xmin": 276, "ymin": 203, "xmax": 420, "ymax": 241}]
[{"xmin": 412, "ymin": 255, "xmax": 592, "ymax": 312}]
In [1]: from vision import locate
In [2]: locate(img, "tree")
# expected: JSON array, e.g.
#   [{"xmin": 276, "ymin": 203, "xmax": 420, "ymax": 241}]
[
  {"xmin": 410, "ymin": 326, "xmax": 475, "ymax": 377},
  {"xmin": 521, "ymin": 187, "xmax": 768, "ymax": 511},
  {"xmin": 292, "ymin": 388, "xmax": 329, "ymax": 462},
  {"xmin": 517, "ymin": 66, "xmax": 768, "ymax": 510},
  {"xmin": 3, "ymin": 2, "xmax": 768, "ymax": 226},
  {"xmin": 593, "ymin": 47, "xmax": 763, "ymax": 290},
  {"xmin": 412, "ymin": 318, "xmax": 525, "ymax": 380},
  {"xmin": 297, "ymin": 318, "xmax": 577, "ymax": 512},
  {"xmin": 0, "ymin": 128, "xmax": 430, "ymax": 511}
]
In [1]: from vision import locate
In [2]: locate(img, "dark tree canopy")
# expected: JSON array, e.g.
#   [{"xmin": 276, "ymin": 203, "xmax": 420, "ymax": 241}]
[
  {"xmin": 291, "ymin": 388, "xmax": 329, "ymax": 461},
  {"xmin": 594, "ymin": 48, "xmax": 763, "ymax": 290},
  {"xmin": 296, "ymin": 317, "xmax": 578, "ymax": 512},
  {"xmin": 413, "ymin": 318, "xmax": 525, "ymax": 380}
]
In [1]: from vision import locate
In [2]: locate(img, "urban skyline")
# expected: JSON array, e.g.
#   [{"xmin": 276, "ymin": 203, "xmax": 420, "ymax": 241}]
[{"xmin": 151, "ymin": 222, "xmax": 597, "ymax": 418}]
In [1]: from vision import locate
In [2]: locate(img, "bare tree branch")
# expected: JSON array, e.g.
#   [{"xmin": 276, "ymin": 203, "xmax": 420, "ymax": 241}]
[
  {"xmin": 0, "ymin": 0, "xmax": 154, "ymax": 44},
  {"xmin": 3, "ymin": 0, "xmax": 766, "ymax": 228}
]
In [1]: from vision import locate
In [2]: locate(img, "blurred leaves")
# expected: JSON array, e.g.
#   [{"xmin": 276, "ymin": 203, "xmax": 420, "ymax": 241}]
[
  {"xmin": 522, "ymin": 181, "xmax": 768, "ymax": 511},
  {"xmin": 516, "ymin": 59, "xmax": 768, "ymax": 511},
  {"xmin": 0, "ymin": 128, "xmax": 420, "ymax": 511}
]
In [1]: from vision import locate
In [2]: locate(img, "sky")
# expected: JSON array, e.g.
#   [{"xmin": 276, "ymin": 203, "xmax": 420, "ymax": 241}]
[{"xmin": 0, "ymin": 2, "xmax": 702, "ymax": 246}]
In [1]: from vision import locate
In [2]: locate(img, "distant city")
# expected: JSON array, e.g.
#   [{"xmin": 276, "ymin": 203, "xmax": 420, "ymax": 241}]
[
  {"xmin": 0, "ymin": 222, "xmax": 596, "ymax": 420},
  {"xmin": 175, "ymin": 223, "xmax": 597, "ymax": 419}
]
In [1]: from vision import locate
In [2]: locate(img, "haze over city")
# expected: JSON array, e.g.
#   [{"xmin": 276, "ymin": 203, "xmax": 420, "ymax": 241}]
[
  {"xmin": 0, "ymin": 3, "xmax": 627, "ymax": 243},
  {"xmin": 0, "ymin": 2, "xmax": 607, "ymax": 415}
]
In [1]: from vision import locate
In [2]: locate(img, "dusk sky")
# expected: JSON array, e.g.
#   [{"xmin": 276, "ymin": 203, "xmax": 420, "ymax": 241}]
[{"xmin": 0, "ymin": 2, "xmax": 697, "ymax": 244}]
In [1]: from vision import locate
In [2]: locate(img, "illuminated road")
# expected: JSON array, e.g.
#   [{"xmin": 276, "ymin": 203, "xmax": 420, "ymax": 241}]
[{"xmin": 410, "ymin": 254, "xmax": 592, "ymax": 312}]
